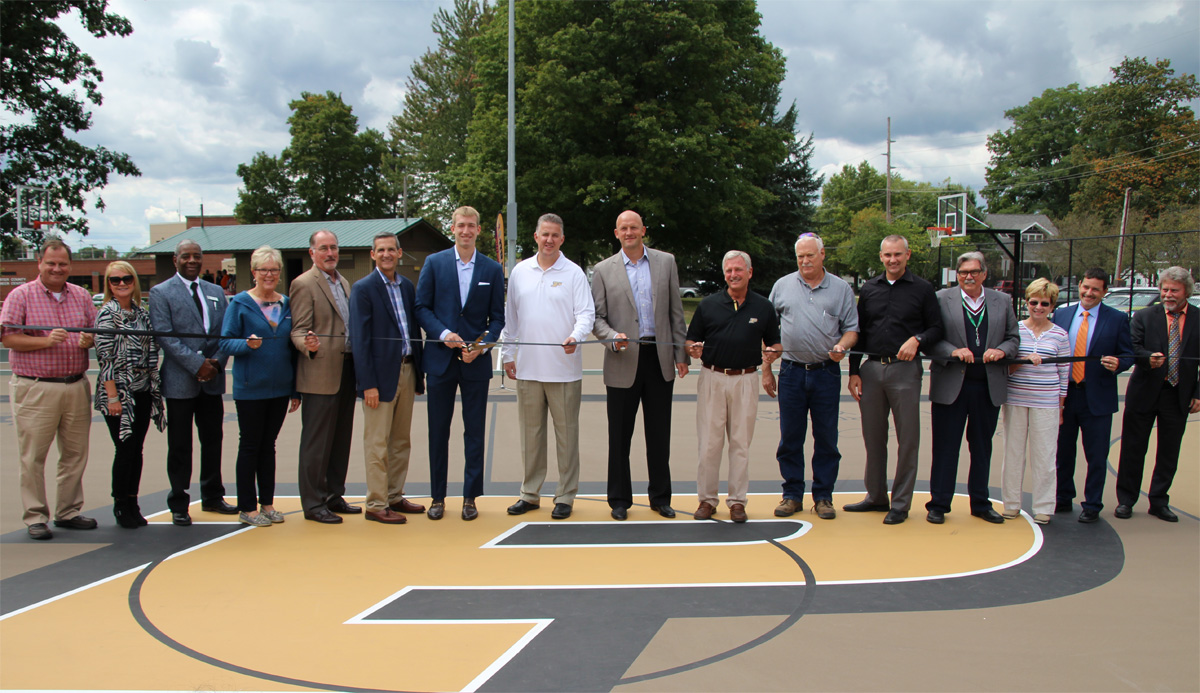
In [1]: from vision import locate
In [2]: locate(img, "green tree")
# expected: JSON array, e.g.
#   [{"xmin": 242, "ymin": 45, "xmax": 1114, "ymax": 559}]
[
  {"xmin": 0, "ymin": 0, "xmax": 141, "ymax": 248},
  {"xmin": 835, "ymin": 207, "xmax": 930, "ymax": 283},
  {"xmin": 234, "ymin": 91, "xmax": 391, "ymax": 223},
  {"xmin": 454, "ymin": 0, "xmax": 790, "ymax": 268},
  {"xmin": 388, "ymin": 0, "xmax": 493, "ymax": 226}
]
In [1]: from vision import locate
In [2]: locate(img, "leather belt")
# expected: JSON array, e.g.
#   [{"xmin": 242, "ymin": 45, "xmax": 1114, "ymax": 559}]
[
  {"xmin": 868, "ymin": 355, "xmax": 899, "ymax": 364},
  {"xmin": 702, "ymin": 363, "xmax": 757, "ymax": 376},
  {"xmin": 17, "ymin": 374, "xmax": 85, "ymax": 384},
  {"xmin": 786, "ymin": 359, "xmax": 833, "ymax": 371}
]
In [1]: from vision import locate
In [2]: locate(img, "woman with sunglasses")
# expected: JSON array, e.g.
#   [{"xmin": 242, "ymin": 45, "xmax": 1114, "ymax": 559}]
[
  {"xmin": 220, "ymin": 246, "xmax": 307, "ymax": 527},
  {"xmin": 1001, "ymin": 278, "xmax": 1070, "ymax": 524},
  {"xmin": 94, "ymin": 262, "xmax": 165, "ymax": 528}
]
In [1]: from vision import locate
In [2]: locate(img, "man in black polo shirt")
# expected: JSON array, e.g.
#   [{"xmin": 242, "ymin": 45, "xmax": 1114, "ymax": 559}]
[
  {"xmin": 685, "ymin": 251, "xmax": 781, "ymax": 523},
  {"xmin": 845, "ymin": 234, "xmax": 943, "ymax": 524}
]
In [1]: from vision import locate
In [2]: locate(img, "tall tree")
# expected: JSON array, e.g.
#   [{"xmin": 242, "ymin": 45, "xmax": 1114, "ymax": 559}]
[
  {"xmin": 388, "ymin": 0, "xmax": 493, "ymax": 226},
  {"xmin": 453, "ymin": 0, "xmax": 790, "ymax": 268},
  {"xmin": 0, "ymin": 0, "xmax": 141, "ymax": 248},
  {"xmin": 235, "ymin": 91, "xmax": 391, "ymax": 223}
]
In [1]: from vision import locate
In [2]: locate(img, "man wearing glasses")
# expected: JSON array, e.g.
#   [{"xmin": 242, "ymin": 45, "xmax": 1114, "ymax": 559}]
[{"xmin": 924, "ymin": 252, "xmax": 1019, "ymax": 525}]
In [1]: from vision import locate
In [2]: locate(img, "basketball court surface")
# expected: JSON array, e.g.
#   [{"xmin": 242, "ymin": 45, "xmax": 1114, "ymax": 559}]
[{"xmin": 2, "ymin": 348, "xmax": 1197, "ymax": 692}]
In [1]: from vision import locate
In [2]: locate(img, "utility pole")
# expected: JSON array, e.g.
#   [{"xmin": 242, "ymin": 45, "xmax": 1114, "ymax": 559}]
[
  {"xmin": 505, "ymin": 0, "xmax": 517, "ymax": 274},
  {"xmin": 885, "ymin": 117, "xmax": 893, "ymax": 223},
  {"xmin": 1114, "ymin": 187, "xmax": 1132, "ymax": 285}
]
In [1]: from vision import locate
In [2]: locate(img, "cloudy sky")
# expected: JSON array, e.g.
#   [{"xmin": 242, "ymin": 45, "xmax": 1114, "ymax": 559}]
[{"xmin": 40, "ymin": 0, "xmax": 1200, "ymax": 251}]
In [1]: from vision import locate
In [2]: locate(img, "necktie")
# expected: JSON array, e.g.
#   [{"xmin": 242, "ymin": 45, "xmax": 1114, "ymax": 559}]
[
  {"xmin": 191, "ymin": 281, "xmax": 206, "ymax": 329},
  {"xmin": 1167, "ymin": 312, "xmax": 1181, "ymax": 386},
  {"xmin": 1072, "ymin": 311, "xmax": 1088, "ymax": 384}
]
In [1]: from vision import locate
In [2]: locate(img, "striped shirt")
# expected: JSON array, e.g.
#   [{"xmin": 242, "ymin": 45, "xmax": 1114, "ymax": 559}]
[
  {"xmin": 1006, "ymin": 321, "xmax": 1070, "ymax": 409},
  {"xmin": 0, "ymin": 278, "xmax": 97, "ymax": 378}
]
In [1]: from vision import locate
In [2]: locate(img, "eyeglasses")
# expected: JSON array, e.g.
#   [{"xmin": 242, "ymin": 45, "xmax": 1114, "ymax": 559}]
[
  {"xmin": 957, "ymin": 269, "xmax": 983, "ymax": 276},
  {"xmin": 108, "ymin": 275, "xmax": 135, "ymax": 286},
  {"xmin": 254, "ymin": 268, "xmax": 281, "ymax": 275},
  {"xmin": 1027, "ymin": 299, "xmax": 1052, "ymax": 307}
]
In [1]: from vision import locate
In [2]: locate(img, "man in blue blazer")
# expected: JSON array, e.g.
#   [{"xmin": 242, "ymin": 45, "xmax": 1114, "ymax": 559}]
[
  {"xmin": 149, "ymin": 239, "xmax": 236, "ymax": 525},
  {"xmin": 349, "ymin": 233, "xmax": 426, "ymax": 525},
  {"xmin": 415, "ymin": 206, "xmax": 505, "ymax": 521},
  {"xmin": 1053, "ymin": 268, "xmax": 1133, "ymax": 523}
]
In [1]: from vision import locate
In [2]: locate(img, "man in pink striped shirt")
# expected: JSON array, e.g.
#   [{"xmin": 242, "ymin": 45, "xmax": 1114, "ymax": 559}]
[{"xmin": 1, "ymin": 239, "xmax": 98, "ymax": 540}]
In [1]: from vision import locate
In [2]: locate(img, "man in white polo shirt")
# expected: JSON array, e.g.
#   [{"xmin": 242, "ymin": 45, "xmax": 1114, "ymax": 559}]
[{"xmin": 501, "ymin": 214, "xmax": 596, "ymax": 520}]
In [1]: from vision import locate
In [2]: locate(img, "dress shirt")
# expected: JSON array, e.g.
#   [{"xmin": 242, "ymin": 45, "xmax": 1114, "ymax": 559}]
[
  {"xmin": 176, "ymin": 273, "xmax": 211, "ymax": 330},
  {"xmin": 848, "ymin": 270, "xmax": 943, "ymax": 376},
  {"xmin": 0, "ymin": 278, "xmax": 97, "ymax": 378},
  {"xmin": 685, "ymin": 291, "xmax": 780, "ymax": 370},
  {"xmin": 456, "ymin": 249, "xmax": 476, "ymax": 306},
  {"xmin": 377, "ymin": 268, "xmax": 411, "ymax": 357},
  {"xmin": 621, "ymin": 248, "xmax": 656, "ymax": 338},
  {"xmin": 769, "ymin": 270, "xmax": 858, "ymax": 364},
  {"xmin": 323, "ymin": 269, "xmax": 351, "ymax": 353},
  {"xmin": 500, "ymin": 253, "xmax": 595, "ymax": 382},
  {"xmin": 1066, "ymin": 303, "xmax": 1099, "ymax": 355}
]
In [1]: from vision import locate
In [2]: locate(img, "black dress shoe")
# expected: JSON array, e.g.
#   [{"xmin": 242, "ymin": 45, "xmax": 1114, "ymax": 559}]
[
  {"xmin": 551, "ymin": 503, "xmax": 572, "ymax": 520},
  {"xmin": 428, "ymin": 502, "xmax": 445, "ymax": 520},
  {"xmin": 650, "ymin": 505, "xmax": 676, "ymax": 518},
  {"xmin": 925, "ymin": 509, "xmax": 945, "ymax": 524},
  {"xmin": 461, "ymin": 498, "xmax": 479, "ymax": 521},
  {"xmin": 1078, "ymin": 509, "xmax": 1099, "ymax": 523},
  {"xmin": 201, "ymin": 499, "xmax": 239, "ymax": 515},
  {"xmin": 304, "ymin": 508, "xmax": 344, "ymax": 524},
  {"xmin": 972, "ymin": 508, "xmax": 1005, "ymax": 524},
  {"xmin": 1149, "ymin": 506, "xmax": 1179, "ymax": 522},
  {"xmin": 53, "ymin": 515, "xmax": 98, "ymax": 530},
  {"xmin": 507, "ymin": 499, "xmax": 540, "ymax": 515},
  {"xmin": 1055, "ymin": 501, "xmax": 1073, "ymax": 513},
  {"xmin": 611, "ymin": 507, "xmax": 628, "ymax": 521},
  {"xmin": 329, "ymin": 500, "xmax": 364, "ymax": 514},
  {"xmin": 1114, "ymin": 504, "xmax": 1133, "ymax": 519},
  {"xmin": 27, "ymin": 523, "xmax": 52, "ymax": 540},
  {"xmin": 883, "ymin": 509, "xmax": 908, "ymax": 525},
  {"xmin": 844, "ymin": 500, "xmax": 891, "ymax": 512},
  {"xmin": 172, "ymin": 512, "xmax": 192, "ymax": 526}
]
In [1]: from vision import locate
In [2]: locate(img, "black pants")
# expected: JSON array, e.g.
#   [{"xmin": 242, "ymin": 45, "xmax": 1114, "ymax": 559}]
[
  {"xmin": 104, "ymin": 391, "xmax": 152, "ymax": 500},
  {"xmin": 166, "ymin": 393, "xmax": 226, "ymax": 513},
  {"xmin": 1116, "ymin": 385, "xmax": 1188, "ymax": 509},
  {"xmin": 606, "ymin": 342, "xmax": 675, "ymax": 509},
  {"xmin": 234, "ymin": 397, "xmax": 289, "ymax": 512},
  {"xmin": 927, "ymin": 379, "xmax": 1000, "ymax": 514}
]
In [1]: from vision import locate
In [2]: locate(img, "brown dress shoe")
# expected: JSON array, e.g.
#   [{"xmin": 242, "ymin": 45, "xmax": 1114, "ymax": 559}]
[
  {"xmin": 729, "ymin": 503, "xmax": 748, "ymax": 523},
  {"xmin": 428, "ymin": 502, "xmax": 445, "ymax": 520},
  {"xmin": 693, "ymin": 502, "xmax": 717, "ymax": 520},
  {"xmin": 390, "ymin": 498, "xmax": 426, "ymax": 514},
  {"xmin": 461, "ymin": 498, "xmax": 479, "ymax": 521},
  {"xmin": 364, "ymin": 508, "xmax": 407, "ymax": 524}
]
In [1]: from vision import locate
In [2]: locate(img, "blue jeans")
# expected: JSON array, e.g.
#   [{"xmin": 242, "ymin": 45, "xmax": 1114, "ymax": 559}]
[{"xmin": 776, "ymin": 360, "xmax": 841, "ymax": 502}]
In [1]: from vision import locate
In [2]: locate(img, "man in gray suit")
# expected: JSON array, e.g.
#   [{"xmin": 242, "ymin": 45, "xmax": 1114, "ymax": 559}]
[
  {"xmin": 591, "ymin": 210, "xmax": 689, "ymax": 520},
  {"xmin": 149, "ymin": 239, "xmax": 236, "ymax": 526},
  {"xmin": 925, "ymin": 251, "xmax": 1019, "ymax": 525}
]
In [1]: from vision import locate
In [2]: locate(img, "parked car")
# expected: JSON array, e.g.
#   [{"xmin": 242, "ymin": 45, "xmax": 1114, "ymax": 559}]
[
  {"xmin": 679, "ymin": 285, "xmax": 702, "ymax": 298},
  {"xmin": 1059, "ymin": 287, "xmax": 1160, "ymax": 316}
]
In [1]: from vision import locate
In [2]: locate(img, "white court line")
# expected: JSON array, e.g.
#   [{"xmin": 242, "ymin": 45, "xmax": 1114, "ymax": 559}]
[{"xmin": 0, "ymin": 564, "xmax": 147, "ymax": 621}]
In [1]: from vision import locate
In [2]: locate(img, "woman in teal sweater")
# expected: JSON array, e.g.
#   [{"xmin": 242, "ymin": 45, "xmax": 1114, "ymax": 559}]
[{"xmin": 220, "ymin": 246, "xmax": 313, "ymax": 527}]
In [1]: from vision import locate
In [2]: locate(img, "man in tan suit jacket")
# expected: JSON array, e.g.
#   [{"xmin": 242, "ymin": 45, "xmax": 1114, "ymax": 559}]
[
  {"xmin": 591, "ymin": 210, "xmax": 689, "ymax": 520},
  {"xmin": 290, "ymin": 230, "xmax": 361, "ymax": 524}
]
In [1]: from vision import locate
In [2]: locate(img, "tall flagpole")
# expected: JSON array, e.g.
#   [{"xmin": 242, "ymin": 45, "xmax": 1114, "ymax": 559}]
[{"xmin": 505, "ymin": 0, "xmax": 517, "ymax": 275}]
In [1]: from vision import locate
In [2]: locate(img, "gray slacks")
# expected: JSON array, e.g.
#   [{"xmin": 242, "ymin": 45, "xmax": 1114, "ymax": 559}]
[
  {"xmin": 297, "ymin": 359, "xmax": 357, "ymax": 514},
  {"xmin": 857, "ymin": 359, "xmax": 923, "ymax": 513}
]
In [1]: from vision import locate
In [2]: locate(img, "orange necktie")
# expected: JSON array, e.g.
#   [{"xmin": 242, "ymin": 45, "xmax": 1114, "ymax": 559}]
[{"xmin": 1072, "ymin": 311, "xmax": 1089, "ymax": 384}]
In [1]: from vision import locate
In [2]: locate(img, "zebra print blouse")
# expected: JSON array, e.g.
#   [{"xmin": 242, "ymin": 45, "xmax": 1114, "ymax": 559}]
[{"xmin": 93, "ymin": 300, "xmax": 166, "ymax": 440}]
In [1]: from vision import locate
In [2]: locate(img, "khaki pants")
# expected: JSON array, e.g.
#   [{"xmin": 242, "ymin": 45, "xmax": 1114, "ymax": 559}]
[
  {"xmin": 1002, "ymin": 404, "xmax": 1059, "ymax": 516},
  {"xmin": 361, "ymin": 363, "xmax": 416, "ymax": 512},
  {"xmin": 517, "ymin": 379, "xmax": 582, "ymax": 506},
  {"xmin": 11, "ymin": 377, "xmax": 92, "ymax": 525},
  {"xmin": 696, "ymin": 368, "xmax": 758, "ymax": 508}
]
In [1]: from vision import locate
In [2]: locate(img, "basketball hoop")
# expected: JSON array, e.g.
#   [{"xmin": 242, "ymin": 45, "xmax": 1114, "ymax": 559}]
[
  {"xmin": 927, "ymin": 226, "xmax": 954, "ymax": 248},
  {"xmin": 32, "ymin": 220, "xmax": 58, "ymax": 232}
]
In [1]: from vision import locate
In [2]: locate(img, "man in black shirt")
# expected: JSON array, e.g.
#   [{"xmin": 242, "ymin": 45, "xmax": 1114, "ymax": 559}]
[
  {"xmin": 845, "ymin": 235, "xmax": 943, "ymax": 524},
  {"xmin": 685, "ymin": 251, "xmax": 781, "ymax": 523}
]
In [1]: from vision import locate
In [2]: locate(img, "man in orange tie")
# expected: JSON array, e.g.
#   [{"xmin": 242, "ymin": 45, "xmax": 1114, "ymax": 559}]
[{"xmin": 1051, "ymin": 268, "xmax": 1133, "ymax": 523}]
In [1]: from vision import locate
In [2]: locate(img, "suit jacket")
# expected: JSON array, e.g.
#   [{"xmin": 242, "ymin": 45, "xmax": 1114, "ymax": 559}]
[
  {"xmin": 590, "ymin": 247, "xmax": 689, "ymax": 388},
  {"xmin": 150, "ymin": 275, "xmax": 228, "ymax": 399},
  {"xmin": 350, "ymin": 269, "xmax": 425, "ymax": 401},
  {"xmin": 290, "ymin": 265, "xmax": 351, "ymax": 395},
  {"xmin": 1051, "ymin": 301, "xmax": 1133, "ymax": 415},
  {"xmin": 414, "ymin": 248, "xmax": 505, "ymax": 381},
  {"xmin": 1125, "ymin": 303, "xmax": 1199, "ymax": 414},
  {"xmin": 928, "ymin": 287, "xmax": 1020, "ymax": 407}
]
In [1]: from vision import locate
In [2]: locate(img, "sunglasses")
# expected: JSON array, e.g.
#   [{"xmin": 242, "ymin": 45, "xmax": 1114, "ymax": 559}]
[
  {"xmin": 1027, "ymin": 299, "xmax": 1052, "ymax": 307},
  {"xmin": 108, "ymin": 275, "xmax": 135, "ymax": 286}
]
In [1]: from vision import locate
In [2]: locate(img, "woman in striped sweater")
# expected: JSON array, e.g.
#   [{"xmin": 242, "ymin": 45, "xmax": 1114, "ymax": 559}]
[{"xmin": 1001, "ymin": 278, "xmax": 1070, "ymax": 524}]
